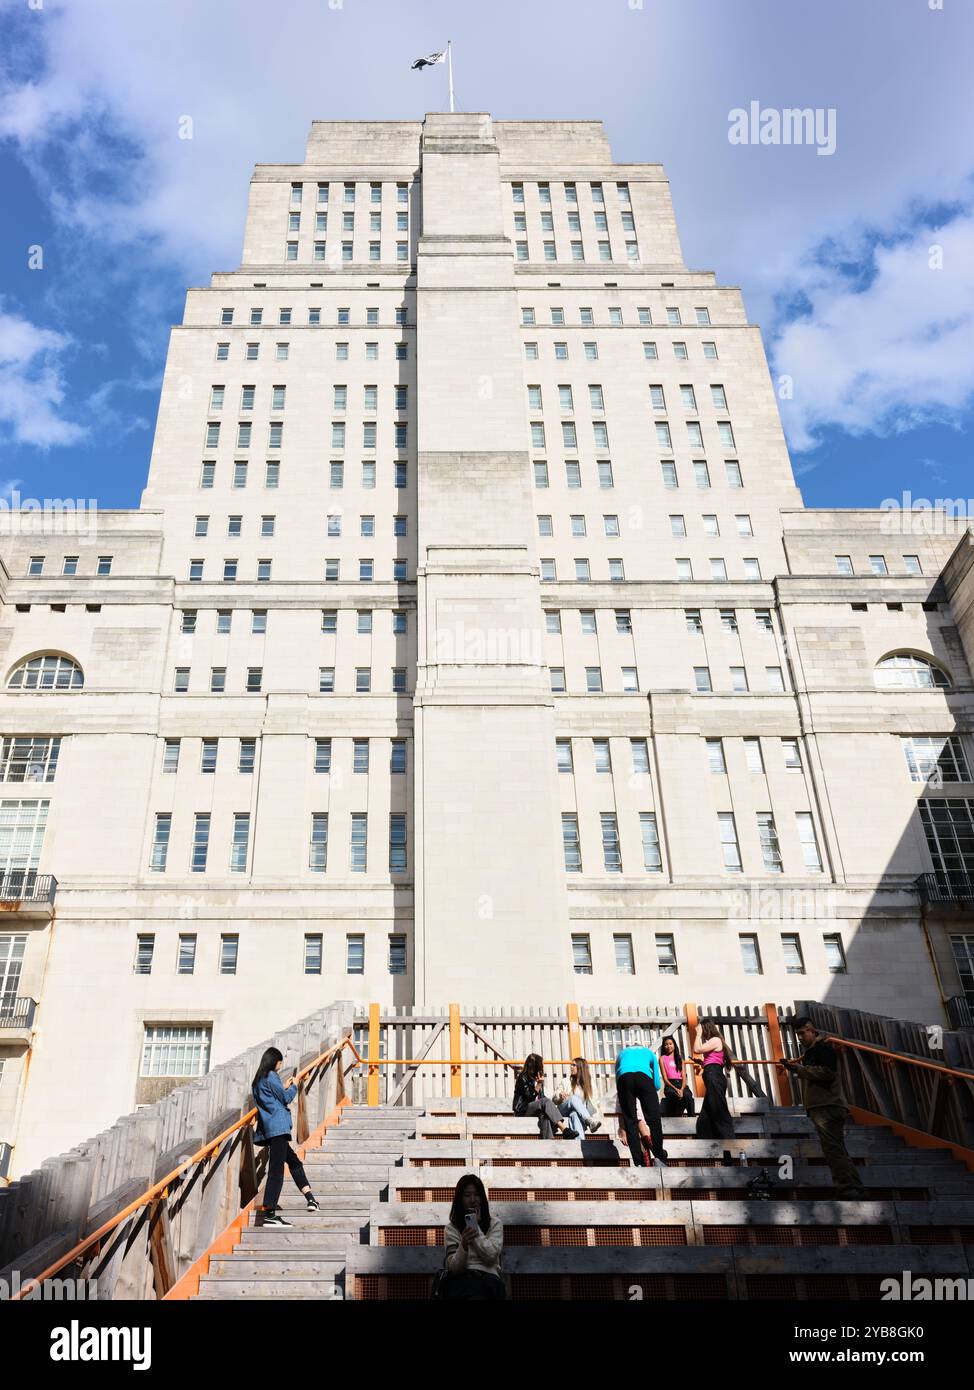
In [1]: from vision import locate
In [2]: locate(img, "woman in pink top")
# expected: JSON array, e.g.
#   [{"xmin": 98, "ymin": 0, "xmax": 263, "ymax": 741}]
[
  {"xmin": 692, "ymin": 1021, "xmax": 735, "ymax": 1139},
  {"xmin": 659, "ymin": 1036, "xmax": 695, "ymax": 1117}
]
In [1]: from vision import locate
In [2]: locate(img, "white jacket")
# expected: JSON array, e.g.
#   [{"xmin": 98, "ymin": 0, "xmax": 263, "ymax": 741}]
[{"xmin": 445, "ymin": 1217, "xmax": 504, "ymax": 1276}]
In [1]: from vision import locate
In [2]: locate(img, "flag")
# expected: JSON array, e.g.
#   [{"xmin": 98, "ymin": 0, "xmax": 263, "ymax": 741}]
[{"xmin": 411, "ymin": 50, "xmax": 446, "ymax": 69}]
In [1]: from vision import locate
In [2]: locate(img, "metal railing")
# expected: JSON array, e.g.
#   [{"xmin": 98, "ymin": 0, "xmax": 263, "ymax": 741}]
[
  {"xmin": 916, "ymin": 871, "xmax": 974, "ymax": 905},
  {"xmin": 800, "ymin": 1000, "xmax": 974, "ymax": 1161},
  {"xmin": 0, "ymin": 996, "xmax": 35, "ymax": 1030},
  {"xmin": 0, "ymin": 872, "xmax": 57, "ymax": 906},
  {"xmin": 349, "ymin": 1001, "xmax": 799, "ymax": 1109},
  {"xmin": 0, "ymin": 1000, "xmax": 355, "ymax": 1298}
]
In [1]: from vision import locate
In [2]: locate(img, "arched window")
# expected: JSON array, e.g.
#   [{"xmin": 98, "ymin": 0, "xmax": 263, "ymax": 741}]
[
  {"xmin": 874, "ymin": 653, "xmax": 950, "ymax": 690},
  {"xmin": 7, "ymin": 654, "xmax": 84, "ymax": 691}
]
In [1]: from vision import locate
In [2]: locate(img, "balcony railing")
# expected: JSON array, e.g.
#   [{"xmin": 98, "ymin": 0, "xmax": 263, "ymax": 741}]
[
  {"xmin": 915, "ymin": 871, "xmax": 974, "ymax": 906},
  {"xmin": 0, "ymin": 996, "xmax": 36, "ymax": 1030},
  {"xmin": 0, "ymin": 872, "xmax": 57, "ymax": 906}
]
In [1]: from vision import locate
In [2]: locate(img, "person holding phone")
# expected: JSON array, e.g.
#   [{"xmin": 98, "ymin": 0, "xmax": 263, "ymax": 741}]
[
  {"xmin": 512, "ymin": 1052, "xmax": 575, "ymax": 1139},
  {"xmin": 251, "ymin": 1046, "xmax": 319, "ymax": 1226},
  {"xmin": 441, "ymin": 1174, "xmax": 505, "ymax": 1300}
]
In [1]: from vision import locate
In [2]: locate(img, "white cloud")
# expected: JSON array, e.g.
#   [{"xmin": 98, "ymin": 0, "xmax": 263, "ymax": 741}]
[
  {"xmin": 772, "ymin": 213, "xmax": 974, "ymax": 453},
  {"xmin": 0, "ymin": 307, "xmax": 86, "ymax": 447}
]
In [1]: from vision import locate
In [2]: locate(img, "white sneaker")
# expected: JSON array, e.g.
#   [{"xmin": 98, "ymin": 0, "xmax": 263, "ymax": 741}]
[{"xmin": 587, "ymin": 1115, "xmax": 602, "ymax": 1133}]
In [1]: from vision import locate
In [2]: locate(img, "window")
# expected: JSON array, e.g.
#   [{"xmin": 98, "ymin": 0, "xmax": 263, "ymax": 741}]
[
  {"xmin": 757, "ymin": 813, "xmax": 783, "ymax": 873},
  {"xmin": 314, "ymin": 739, "xmax": 332, "ymax": 773},
  {"xmin": 174, "ymin": 669, "xmax": 190, "ymax": 693},
  {"xmin": 575, "ymin": 559, "xmax": 590, "ymax": 582},
  {"xmin": 150, "ymin": 813, "xmax": 171, "ymax": 871},
  {"xmin": 796, "ymin": 812, "xmax": 823, "ymax": 871},
  {"xmin": 230, "ymin": 813, "xmax": 250, "ymax": 872},
  {"xmin": 731, "ymin": 666, "xmax": 749, "ymax": 693},
  {"xmin": 210, "ymin": 668, "xmax": 226, "ymax": 693},
  {"xmin": 392, "ymin": 611, "xmax": 407, "ymax": 635},
  {"xmin": 135, "ymin": 935, "xmax": 155, "ymax": 975},
  {"xmin": 545, "ymin": 610, "xmax": 561, "ymax": 634},
  {"xmin": 710, "ymin": 559, "xmax": 727, "ymax": 582},
  {"xmin": 585, "ymin": 667, "xmax": 603, "ymax": 693},
  {"xmin": 693, "ymin": 461, "xmax": 711, "ymax": 488},
  {"xmin": 704, "ymin": 342, "xmax": 718, "ymax": 360},
  {"xmin": 7, "ymin": 655, "xmax": 83, "ymax": 691},
  {"xmin": 216, "ymin": 343, "xmax": 229, "ymax": 361},
  {"xmin": 719, "ymin": 813, "xmax": 742, "ymax": 872},
  {"xmin": 190, "ymin": 813, "xmax": 210, "ymax": 873},
  {"xmin": 220, "ymin": 935, "xmax": 239, "ymax": 975},
  {"xmin": 550, "ymin": 668, "xmax": 566, "ymax": 693},
  {"xmin": 389, "ymin": 813, "xmax": 407, "ymax": 871},
  {"xmin": 232, "ymin": 460, "xmax": 247, "ymax": 488},
  {"xmin": 572, "ymin": 934, "xmax": 593, "ymax": 975},
  {"xmin": 631, "ymin": 739, "xmax": 650, "ymax": 775},
  {"xmin": 703, "ymin": 514, "xmax": 720, "ymax": 537},
  {"xmin": 904, "ymin": 555, "xmax": 923, "ymax": 575},
  {"xmin": 350, "ymin": 813, "xmax": 368, "ymax": 872},
  {"xmin": 920, "ymin": 800, "xmax": 974, "ymax": 873},
  {"xmin": 390, "ymin": 740, "xmax": 407, "ymax": 774},
  {"xmin": 392, "ymin": 668, "xmax": 407, "ymax": 693},
  {"xmin": 643, "ymin": 342, "xmax": 658, "ymax": 360},
  {"xmin": 141, "ymin": 1025, "xmax": 210, "ymax": 1078},
  {"xmin": 824, "ymin": 934, "xmax": 847, "ymax": 974},
  {"xmin": 256, "ymin": 559, "xmax": 271, "ymax": 582},
  {"xmin": 161, "ymin": 739, "xmax": 180, "ymax": 775},
  {"xmin": 782, "ymin": 933, "xmax": 805, "ymax": 975},
  {"xmin": 566, "ymin": 462, "xmax": 581, "ymax": 488},
  {"xmin": 903, "ymin": 735, "xmax": 970, "ymax": 783},
  {"xmin": 622, "ymin": 666, "xmax": 638, "ymax": 691},
  {"xmin": 200, "ymin": 461, "xmax": 215, "ymax": 488},
  {"xmin": 355, "ymin": 668, "xmax": 371, "ymax": 693},
  {"xmin": 661, "ymin": 461, "xmax": 678, "ymax": 489},
  {"xmin": 706, "ymin": 739, "xmax": 726, "ymax": 774},
  {"xmin": 869, "ymin": 555, "xmax": 889, "ymax": 576},
  {"xmin": 676, "ymin": 559, "xmax": 693, "ymax": 580},
  {"xmin": 615, "ymin": 606, "xmax": 631, "ymax": 631},
  {"xmin": 744, "ymin": 738, "xmax": 764, "ymax": 773},
  {"xmin": 656, "ymin": 934, "xmax": 677, "ymax": 974},
  {"xmin": 239, "ymin": 739, "xmax": 256, "ymax": 774},
  {"xmin": 593, "ymin": 738, "xmax": 611, "ymax": 774},
  {"xmin": 597, "ymin": 461, "xmax": 614, "ymax": 488},
  {"xmin": 656, "ymin": 422, "xmax": 672, "ymax": 450},
  {"xmin": 614, "ymin": 935, "xmax": 635, "ymax": 974},
  {"xmin": 562, "ymin": 814, "xmax": 581, "ymax": 872},
  {"xmin": 670, "ymin": 514, "xmax": 686, "ymax": 537},
  {"xmin": 265, "ymin": 461, "xmax": 279, "ymax": 488},
  {"xmin": 694, "ymin": 666, "xmax": 712, "ymax": 693},
  {"xmin": 766, "ymin": 666, "xmax": 784, "ymax": 692},
  {"xmin": 875, "ymin": 654, "xmax": 949, "ymax": 689},
  {"xmin": 641, "ymin": 813, "xmax": 662, "ymax": 871},
  {"xmin": 309, "ymin": 813, "xmax": 329, "ymax": 872},
  {"xmin": 725, "ymin": 461, "xmax": 743, "ymax": 488},
  {"xmin": 739, "ymin": 934, "xmax": 762, "ymax": 975},
  {"xmin": 389, "ymin": 935, "xmax": 407, "ymax": 976},
  {"xmin": 580, "ymin": 610, "xmax": 597, "ymax": 634},
  {"xmin": 97, "ymin": 555, "xmax": 113, "ymax": 576},
  {"xmin": 346, "ymin": 935, "xmax": 365, "ymax": 975},
  {"xmin": 304, "ymin": 934, "xmax": 323, "ymax": 975},
  {"xmin": 755, "ymin": 608, "xmax": 774, "ymax": 633},
  {"xmin": 680, "ymin": 385, "xmax": 697, "ymax": 412},
  {"xmin": 685, "ymin": 609, "xmax": 703, "ymax": 634},
  {"xmin": 178, "ymin": 934, "xmax": 197, "ymax": 974},
  {"xmin": 782, "ymin": 738, "xmax": 803, "ymax": 770},
  {"xmin": 584, "ymin": 342, "xmax": 599, "ymax": 361},
  {"xmin": 200, "ymin": 739, "xmax": 218, "ymax": 774}
]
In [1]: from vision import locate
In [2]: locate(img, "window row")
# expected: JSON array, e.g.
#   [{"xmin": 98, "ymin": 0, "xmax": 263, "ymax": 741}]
[
  {"xmin": 159, "ymin": 736, "xmax": 407, "ymax": 776},
  {"xmin": 193, "ymin": 514, "xmax": 409, "ymax": 538},
  {"xmin": 705, "ymin": 737, "xmax": 804, "ymax": 774},
  {"xmin": 527, "ymin": 383, "xmax": 728, "ymax": 414},
  {"xmin": 198, "ymin": 459, "xmax": 411, "ymax": 489},
  {"xmin": 150, "ymin": 810, "xmax": 406, "ymax": 874},
  {"xmin": 286, "ymin": 211, "xmax": 409, "ymax": 234},
  {"xmin": 546, "ymin": 607, "xmax": 774, "ymax": 636},
  {"xmin": 532, "ymin": 459, "xmax": 745, "ymax": 489},
  {"xmin": 203, "ymin": 421, "xmax": 410, "ymax": 451},
  {"xmin": 215, "ymin": 341, "xmax": 410, "ymax": 362},
  {"xmin": 27, "ymin": 555, "xmax": 113, "ymax": 577},
  {"xmin": 220, "ymin": 303, "xmax": 409, "ymax": 327},
  {"xmin": 171, "ymin": 666, "xmax": 410, "ymax": 694},
  {"xmin": 180, "ymin": 608, "xmax": 409, "ymax": 635},
  {"xmin": 524, "ymin": 340, "xmax": 719, "ymax": 363},
  {"xmin": 135, "ymin": 931, "xmax": 408, "ymax": 979},
  {"xmin": 521, "ymin": 304, "xmax": 711, "ymax": 328},
  {"xmin": 835, "ymin": 553, "xmax": 923, "ymax": 576},
  {"xmin": 185, "ymin": 557, "xmax": 410, "ymax": 583},
  {"xmin": 570, "ymin": 930, "xmax": 846, "ymax": 977},
  {"xmin": 512, "ymin": 180, "xmax": 632, "ymax": 206},
  {"xmin": 285, "ymin": 240, "xmax": 410, "ymax": 263},
  {"xmin": 693, "ymin": 665, "xmax": 785, "ymax": 694},
  {"xmin": 514, "ymin": 237, "xmax": 640, "ymax": 264}
]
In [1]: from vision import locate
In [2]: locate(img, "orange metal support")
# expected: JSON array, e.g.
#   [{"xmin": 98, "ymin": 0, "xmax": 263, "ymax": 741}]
[
  {"xmin": 566, "ymin": 1002, "xmax": 582, "ymax": 1061},
  {"xmin": 685, "ymin": 1002, "xmax": 705, "ymax": 1098},
  {"xmin": 367, "ymin": 1002, "xmax": 381, "ymax": 1107},
  {"xmin": 764, "ymin": 1002, "xmax": 793, "ymax": 1106},
  {"xmin": 449, "ymin": 1003, "xmax": 462, "ymax": 1098}
]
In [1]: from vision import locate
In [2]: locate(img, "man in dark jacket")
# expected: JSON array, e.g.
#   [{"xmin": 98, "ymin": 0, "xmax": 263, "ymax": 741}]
[{"xmin": 778, "ymin": 1017, "xmax": 865, "ymax": 1199}]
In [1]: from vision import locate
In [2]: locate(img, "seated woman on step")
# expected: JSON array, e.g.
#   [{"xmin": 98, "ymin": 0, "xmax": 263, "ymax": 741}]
[
  {"xmin": 440, "ymin": 1174, "xmax": 506, "ymax": 1300},
  {"xmin": 513, "ymin": 1052, "xmax": 576, "ymax": 1140},
  {"xmin": 554, "ymin": 1056, "xmax": 603, "ymax": 1137}
]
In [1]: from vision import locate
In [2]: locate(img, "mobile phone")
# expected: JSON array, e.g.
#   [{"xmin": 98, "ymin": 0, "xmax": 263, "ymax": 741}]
[{"xmin": 464, "ymin": 1212, "xmax": 478, "ymax": 1230}]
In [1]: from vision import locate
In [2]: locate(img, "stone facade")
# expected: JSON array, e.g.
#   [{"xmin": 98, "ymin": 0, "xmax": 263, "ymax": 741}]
[{"xmin": 1, "ymin": 114, "xmax": 973, "ymax": 1178}]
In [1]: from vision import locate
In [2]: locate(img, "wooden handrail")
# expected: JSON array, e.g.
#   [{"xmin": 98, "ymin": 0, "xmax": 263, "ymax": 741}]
[
  {"xmin": 826, "ymin": 1034, "xmax": 974, "ymax": 1083},
  {"xmin": 11, "ymin": 1033, "xmax": 355, "ymax": 1299}
]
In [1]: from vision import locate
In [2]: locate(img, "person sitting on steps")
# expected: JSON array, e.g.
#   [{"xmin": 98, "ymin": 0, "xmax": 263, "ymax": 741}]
[
  {"xmin": 513, "ymin": 1052, "xmax": 576, "ymax": 1139},
  {"xmin": 554, "ymin": 1056, "xmax": 603, "ymax": 1138}
]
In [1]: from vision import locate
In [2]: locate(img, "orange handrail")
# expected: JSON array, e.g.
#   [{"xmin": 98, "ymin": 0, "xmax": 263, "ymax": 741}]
[{"xmin": 11, "ymin": 1032, "xmax": 355, "ymax": 1300}]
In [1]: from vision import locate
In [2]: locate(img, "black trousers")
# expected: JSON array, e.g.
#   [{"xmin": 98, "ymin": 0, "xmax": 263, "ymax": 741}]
[
  {"xmin": 661, "ymin": 1084, "xmax": 695, "ymax": 1117},
  {"xmin": 263, "ymin": 1134, "xmax": 309, "ymax": 1209},
  {"xmin": 616, "ymin": 1072, "xmax": 667, "ymax": 1165},
  {"xmin": 695, "ymin": 1065, "xmax": 735, "ymax": 1139},
  {"xmin": 442, "ymin": 1270, "xmax": 506, "ymax": 1300}
]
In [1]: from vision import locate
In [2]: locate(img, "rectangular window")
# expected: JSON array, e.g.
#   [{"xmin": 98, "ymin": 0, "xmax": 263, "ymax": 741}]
[
  {"xmin": 661, "ymin": 461, "xmax": 678, "ymax": 488},
  {"xmin": 757, "ymin": 813, "xmax": 783, "ymax": 873},
  {"xmin": 719, "ymin": 813, "xmax": 742, "ymax": 872},
  {"xmin": 706, "ymin": 738, "xmax": 726, "ymax": 774},
  {"xmin": 572, "ymin": 934, "xmax": 593, "ymax": 975},
  {"xmin": 200, "ymin": 739, "xmax": 218, "ymax": 774},
  {"xmin": 389, "ymin": 813, "xmax": 407, "ymax": 871},
  {"xmin": 350, "ymin": 813, "xmax": 368, "ymax": 872},
  {"xmin": 140, "ymin": 1024, "xmax": 211, "ymax": 1078},
  {"xmin": 135, "ymin": 934, "xmax": 155, "ymax": 975},
  {"xmin": 238, "ymin": 739, "xmax": 256, "ymax": 774},
  {"xmin": 782, "ymin": 738, "xmax": 803, "ymax": 770},
  {"xmin": 220, "ymin": 935, "xmax": 239, "ymax": 976},
  {"xmin": 177, "ymin": 934, "xmax": 197, "ymax": 975},
  {"xmin": 390, "ymin": 740, "xmax": 407, "ymax": 774},
  {"xmin": 782, "ymin": 933, "xmax": 805, "ymax": 975},
  {"xmin": 310, "ymin": 813, "xmax": 328, "ymax": 872},
  {"xmin": 631, "ymin": 739, "xmax": 650, "ymax": 775},
  {"xmin": 230, "ymin": 813, "xmax": 250, "ymax": 872},
  {"xmin": 744, "ymin": 738, "xmax": 764, "ymax": 773},
  {"xmin": 903, "ymin": 735, "xmax": 971, "ymax": 783},
  {"xmin": 389, "ymin": 935, "xmax": 407, "ymax": 976},
  {"xmin": 640, "ymin": 812, "xmax": 662, "ymax": 872},
  {"xmin": 740, "ymin": 934, "xmax": 762, "ymax": 975},
  {"xmin": 824, "ymin": 933, "xmax": 847, "ymax": 974},
  {"xmin": 694, "ymin": 666, "xmax": 712, "ymax": 693},
  {"xmin": 304, "ymin": 935, "xmax": 322, "ymax": 975},
  {"xmin": 796, "ymin": 812, "xmax": 823, "ymax": 871},
  {"xmin": 614, "ymin": 935, "xmax": 635, "ymax": 974},
  {"xmin": 562, "ymin": 813, "xmax": 581, "ymax": 872},
  {"xmin": 656, "ymin": 934, "xmax": 677, "ymax": 975},
  {"xmin": 150, "ymin": 813, "xmax": 171, "ymax": 871}
]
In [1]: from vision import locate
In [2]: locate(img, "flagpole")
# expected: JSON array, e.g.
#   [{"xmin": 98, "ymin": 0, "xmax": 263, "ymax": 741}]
[{"xmin": 447, "ymin": 40, "xmax": 454, "ymax": 113}]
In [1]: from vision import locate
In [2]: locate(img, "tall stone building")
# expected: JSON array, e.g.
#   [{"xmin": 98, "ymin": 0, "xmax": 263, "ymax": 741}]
[{"xmin": 1, "ymin": 114, "xmax": 972, "ymax": 1177}]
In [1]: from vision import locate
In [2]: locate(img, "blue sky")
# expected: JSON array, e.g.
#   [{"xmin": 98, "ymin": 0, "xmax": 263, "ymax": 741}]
[{"xmin": 0, "ymin": 0, "xmax": 971, "ymax": 511}]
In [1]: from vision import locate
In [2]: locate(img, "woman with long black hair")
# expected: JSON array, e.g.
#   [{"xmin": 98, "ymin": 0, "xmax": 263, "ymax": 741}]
[
  {"xmin": 440, "ymin": 1174, "xmax": 505, "ymax": 1300},
  {"xmin": 251, "ymin": 1046, "xmax": 319, "ymax": 1226},
  {"xmin": 692, "ymin": 1021, "xmax": 735, "ymax": 1139},
  {"xmin": 659, "ymin": 1035, "xmax": 695, "ymax": 1117},
  {"xmin": 512, "ymin": 1052, "xmax": 575, "ymax": 1139}
]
